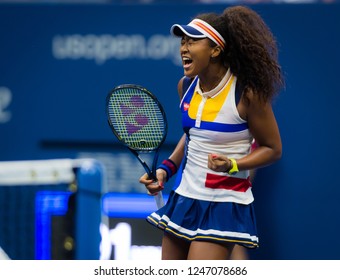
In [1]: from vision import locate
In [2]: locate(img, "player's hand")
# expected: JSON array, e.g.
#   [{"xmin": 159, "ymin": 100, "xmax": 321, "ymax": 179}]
[
  {"xmin": 207, "ymin": 153, "xmax": 231, "ymax": 172},
  {"xmin": 139, "ymin": 169, "xmax": 166, "ymax": 196}
]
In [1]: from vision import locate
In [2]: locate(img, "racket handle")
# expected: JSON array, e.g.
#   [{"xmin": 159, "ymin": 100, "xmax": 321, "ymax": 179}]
[{"xmin": 154, "ymin": 191, "xmax": 164, "ymax": 209}]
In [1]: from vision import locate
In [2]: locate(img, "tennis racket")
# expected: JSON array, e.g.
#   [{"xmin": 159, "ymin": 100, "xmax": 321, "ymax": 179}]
[{"xmin": 106, "ymin": 84, "xmax": 167, "ymax": 209}]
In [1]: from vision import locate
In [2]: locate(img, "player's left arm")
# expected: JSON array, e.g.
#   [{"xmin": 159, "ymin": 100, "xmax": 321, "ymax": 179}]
[
  {"xmin": 237, "ymin": 91, "xmax": 282, "ymax": 171},
  {"xmin": 208, "ymin": 90, "xmax": 282, "ymax": 173}
]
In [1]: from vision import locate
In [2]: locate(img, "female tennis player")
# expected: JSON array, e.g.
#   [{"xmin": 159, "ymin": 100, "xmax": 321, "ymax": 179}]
[{"xmin": 139, "ymin": 5, "xmax": 284, "ymax": 260}]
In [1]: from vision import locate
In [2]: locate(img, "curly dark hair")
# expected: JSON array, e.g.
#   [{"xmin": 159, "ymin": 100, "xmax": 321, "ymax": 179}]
[{"xmin": 197, "ymin": 6, "xmax": 284, "ymax": 103}]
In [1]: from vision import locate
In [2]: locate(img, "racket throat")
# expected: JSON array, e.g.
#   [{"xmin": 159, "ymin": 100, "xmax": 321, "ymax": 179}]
[{"xmin": 135, "ymin": 153, "xmax": 158, "ymax": 181}]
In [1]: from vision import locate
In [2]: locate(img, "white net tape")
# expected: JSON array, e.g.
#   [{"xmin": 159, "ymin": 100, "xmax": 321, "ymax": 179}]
[{"xmin": 0, "ymin": 158, "xmax": 94, "ymax": 186}]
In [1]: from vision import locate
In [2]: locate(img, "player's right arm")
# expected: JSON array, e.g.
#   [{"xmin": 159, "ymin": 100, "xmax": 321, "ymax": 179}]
[{"xmin": 139, "ymin": 78, "xmax": 186, "ymax": 193}]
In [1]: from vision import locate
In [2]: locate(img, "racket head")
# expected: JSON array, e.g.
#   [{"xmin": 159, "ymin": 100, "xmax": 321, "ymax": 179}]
[{"xmin": 106, "ymin": 84, "xmax": 168, "ymax": 152}]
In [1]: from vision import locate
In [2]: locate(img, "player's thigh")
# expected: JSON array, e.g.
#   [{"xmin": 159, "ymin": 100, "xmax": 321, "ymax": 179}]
[
  {"xmin": 230, "ymin": 244, "xmax": 248, "ymax": 260},
  {"xmin": 161, "ymin": 232, "xmax": 190, "ymax": 260},
  {"xmin": 187, "ymin": 241, "xmax": 235, "ymax": 260}
]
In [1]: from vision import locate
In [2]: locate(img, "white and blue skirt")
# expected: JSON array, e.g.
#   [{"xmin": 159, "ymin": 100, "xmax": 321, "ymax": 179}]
[{"xmin": 147, "ymin": 191, "xmax": 259, "ymax": 248}]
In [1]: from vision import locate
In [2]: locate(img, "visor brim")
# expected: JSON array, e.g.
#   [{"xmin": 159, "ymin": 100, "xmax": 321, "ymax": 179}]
[{"xmin": 170, "ymin": 24, "xmax": 206, "ymax": 38}]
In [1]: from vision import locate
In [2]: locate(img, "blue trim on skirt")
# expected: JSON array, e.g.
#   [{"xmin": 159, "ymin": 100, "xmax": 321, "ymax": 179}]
[{"xmin": 147, "ymin": 191, "xmax": 259, "ymax": 248}]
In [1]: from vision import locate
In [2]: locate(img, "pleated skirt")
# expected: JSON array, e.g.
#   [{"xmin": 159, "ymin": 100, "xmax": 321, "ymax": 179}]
[{"xmin": 147, "ymin": 191, "xmax": 259, "ymax": 248}]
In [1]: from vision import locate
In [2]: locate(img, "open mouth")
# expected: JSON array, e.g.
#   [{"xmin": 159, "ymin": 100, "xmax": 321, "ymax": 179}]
[{"xmin": 182, "ymin": 57, "xmax": 193, "ymax": 69}]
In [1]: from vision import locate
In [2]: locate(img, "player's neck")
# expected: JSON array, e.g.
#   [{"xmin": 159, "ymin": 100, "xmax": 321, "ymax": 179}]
[{"xmin": 199, "ymin": 68, "xmax": 230, "ymax": 95}]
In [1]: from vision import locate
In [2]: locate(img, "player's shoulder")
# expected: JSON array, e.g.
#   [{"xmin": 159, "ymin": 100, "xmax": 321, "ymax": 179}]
[{"xmin": 178, "ymin": 76, "xmax": 194, "ymax": 99}]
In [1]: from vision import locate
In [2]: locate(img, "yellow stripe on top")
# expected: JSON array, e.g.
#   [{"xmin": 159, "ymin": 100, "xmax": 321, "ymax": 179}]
[{"xmin": 188, "ymin": 75, "xmax": 234, "ymax": 122}]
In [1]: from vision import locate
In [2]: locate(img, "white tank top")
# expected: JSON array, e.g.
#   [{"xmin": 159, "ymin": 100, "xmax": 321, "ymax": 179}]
[{"xmin": 173, "ymin": 70, "xmax": 254, "ymax": 204}]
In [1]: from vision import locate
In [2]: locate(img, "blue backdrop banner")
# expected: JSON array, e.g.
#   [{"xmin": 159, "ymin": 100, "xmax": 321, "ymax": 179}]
[{"xmin": 0, "ymin": 3, "xmax": 340, "ymax": 260}]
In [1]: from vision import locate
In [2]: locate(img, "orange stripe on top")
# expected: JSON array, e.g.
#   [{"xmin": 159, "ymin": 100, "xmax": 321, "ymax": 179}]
[{"xmin": 193, "ymin": 21, "xmax": 225, "ymax": 49}]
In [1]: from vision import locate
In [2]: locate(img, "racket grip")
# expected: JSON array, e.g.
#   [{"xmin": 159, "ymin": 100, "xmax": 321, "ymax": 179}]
[{"xmin": 154, "ymin": 191, "xmax": 164, "ymax": 209}]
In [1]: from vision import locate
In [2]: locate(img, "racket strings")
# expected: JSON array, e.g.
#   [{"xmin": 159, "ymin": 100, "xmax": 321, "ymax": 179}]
[{"xmin": 108, "ymin": 87, "xmax": 166, "ymax": 150}]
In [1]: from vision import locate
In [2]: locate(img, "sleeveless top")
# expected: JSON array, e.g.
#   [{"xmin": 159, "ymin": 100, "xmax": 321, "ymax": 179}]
[{"xmin": 173, "ymin": 70, "xmax": 255, "ymax": 204}]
